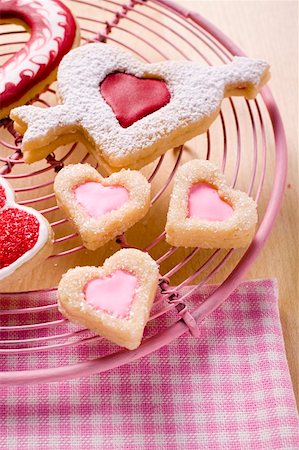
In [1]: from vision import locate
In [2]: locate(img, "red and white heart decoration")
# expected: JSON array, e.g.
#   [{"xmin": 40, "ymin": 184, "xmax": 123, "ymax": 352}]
[
  {"xmin": 0, "ymin": 0, "xmax": 79, "ymax": 119},
  {"xmin": 0, "ymin": 177, "xmax": 53, "ymax": 285}
]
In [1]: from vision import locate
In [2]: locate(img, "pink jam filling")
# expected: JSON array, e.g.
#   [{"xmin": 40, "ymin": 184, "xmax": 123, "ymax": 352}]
[
  {"xmin": 84, "ymin": 270, "xmax": 137, "ymax": 318},
  {"xmin": 188, "ymin": 182, "xmax": 233, "ymax": 221},
  {"xmin": 74, "ymin": 182, "xmax": 129, "ymax": 219},
  {"xmin": 100, "ymin": 72, "xmax": 171, "ymax": 128}
]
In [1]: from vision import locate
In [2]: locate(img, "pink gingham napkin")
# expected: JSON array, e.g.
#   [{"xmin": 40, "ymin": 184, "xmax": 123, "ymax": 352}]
[{"xmin": 0, "ymin": 279, "xmax": 298, "ymax": 449}]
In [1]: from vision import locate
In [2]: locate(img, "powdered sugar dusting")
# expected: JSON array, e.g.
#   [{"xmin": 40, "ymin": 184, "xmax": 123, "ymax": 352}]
[{"xmin": 11, "ymin": 43, "xmax": 270, "ymax": 169}]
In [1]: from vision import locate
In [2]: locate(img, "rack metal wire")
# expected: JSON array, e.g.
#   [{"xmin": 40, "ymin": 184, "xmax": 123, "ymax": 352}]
[{"xmin": 0, "ymin": 0, "xmax": 287, "ymax": 384}]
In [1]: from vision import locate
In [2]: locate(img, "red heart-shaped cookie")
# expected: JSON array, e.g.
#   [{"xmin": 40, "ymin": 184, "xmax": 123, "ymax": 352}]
[
  {"xmin": 0, "ymin": 208, "xmax": 40, "ymax": 269},
  {"xmin": 0, "ymin": 177, "xmax": 53, "ymax": 286}
]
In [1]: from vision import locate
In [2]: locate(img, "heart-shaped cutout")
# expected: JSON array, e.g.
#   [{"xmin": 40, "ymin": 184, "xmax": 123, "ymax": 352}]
[
  {"xmin": 0, "ymin": 177, "xmax": 53, "ymax": 286},
  {"xmin": 100, "ymin": 72, "xmax": 171, "ymax": 128},
  {"xmin": 58, "ymin": 248, "xmax": 160, "ymax": 350},
  {"xmin": 11, "ymin": 43, "xmax": 270, "ymax": 170},
  {"xmin": 188, "ymin": 182, "xmax": 233, "ymax": 221},
  {"xmin": 0, "ymin": 0, "xmax": 79, "ymax": 119},
  {"xmin": 166, "ymin": 160, "xmax": 257, "ymax": 249},
  {"xmin": 84, "ymin": 270, "xmax": 137, "ymax": 318},
  {"xmin": 54, "ymin": 163, "xmax": 151, "ymax": 250},
  {"xmin": 74, "ymin": 182, "xmax": 129, "ymax": 219}
]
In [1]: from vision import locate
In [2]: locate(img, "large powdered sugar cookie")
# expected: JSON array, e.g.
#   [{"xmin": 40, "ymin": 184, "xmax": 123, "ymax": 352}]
[
  {"xmin": 58, "ymin": 248, "xmax": 160, "ymax": 350},
  {"xmin": 54, "ymin": 163, "xmax": 151, "ymax": 250},
  {"xmin": 0, "ymin": 0, "xmax": 80, "ymax": 119},
  {"xmin": 0, "ymin": 177, "xmax": 53, "ymax": 287},
  {"xmin": 166, "ymin": 160, "xmax": 257, "ymax": 248},
  {"xmin": 11, "ymin": 43, "xmax": 270, "ymax": 171}
]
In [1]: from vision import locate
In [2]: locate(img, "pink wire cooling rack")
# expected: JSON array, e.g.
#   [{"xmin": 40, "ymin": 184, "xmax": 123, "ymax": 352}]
[{"xmin": 0, "ymin": 0, "xmax": 287, "ymax": 384}]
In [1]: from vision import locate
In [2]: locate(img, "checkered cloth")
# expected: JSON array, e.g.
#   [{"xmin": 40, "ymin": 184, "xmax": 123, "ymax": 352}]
[{"xmin": 0, "ymin": 279, "xmax": 298, "ymax": 449}]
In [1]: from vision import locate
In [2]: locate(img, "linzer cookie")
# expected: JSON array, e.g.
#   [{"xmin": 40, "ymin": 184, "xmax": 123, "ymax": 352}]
[
  {"xmin": 166, "ymin": 160, "xmax": 257, "ymax": 248},
  {"xmin": 0, "ymin": 177, "xmax": 53, "ymax": 287},
  {"xmin": 58, "ymin": 248, "xmax": 160, "ymax": 350},
  {"xmin": 11, "ymin": 43, "xmax": 270, "ymax": 171},
  {"xmin": 0, "ymin": 0, "xmax": 80, "ymax": 119},
  {"xmin": 54, "ymin": 163, "xmax": 151, "ymax": 250}
]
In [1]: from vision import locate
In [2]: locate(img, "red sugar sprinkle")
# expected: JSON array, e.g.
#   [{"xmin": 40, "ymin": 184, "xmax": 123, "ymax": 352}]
[
  {"xmin": 0, "ymin": 185, "xmax": 6, "ymax": 209},
  {"xmin": 0, "ymin": 208, "xmax": 40, "ymax": 269}
]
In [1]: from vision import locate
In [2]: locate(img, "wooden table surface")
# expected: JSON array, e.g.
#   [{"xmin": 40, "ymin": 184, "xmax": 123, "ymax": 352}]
[
  {"xmin": 0, "ymin": 0, "xmax": 298, "ymax": 403},
  {"xmin": 178, "ymin": 0, "xmax": 299, "ymax": 405},
  {"xmin": 178, "ymin": 0, "xmax": 299, "ymax": 407}
]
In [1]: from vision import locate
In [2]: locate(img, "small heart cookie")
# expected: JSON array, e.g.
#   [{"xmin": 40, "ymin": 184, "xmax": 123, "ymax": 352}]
[
  {"xmin": 54, "ymin": 164, "xmax": 151, "ymax": 250},
  {"xmin": 11, "ymin": 43, "xmax": 270, "ymax": 171},
  {"xmin": 0, "ymin": 177, "xmax": 53, "ymax": 287},
  {"xmin": 165, "ymin": 160, "xmax": 257, "ymax": 248},
  {"xmin": 57, "ymin": 248, "xmax": 160, "ymax": 350}
]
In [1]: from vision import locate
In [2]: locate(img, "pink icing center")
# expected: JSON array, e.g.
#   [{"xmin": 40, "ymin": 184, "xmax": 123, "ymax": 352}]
[
  {"xmin": 188, "ymin": 182, "xmax": 233, "ymax": 221},
  {"xmin": 100, "ymin": 72, "xmax": 171, "ymax": 128},
  {"xmin": 74, "ymin": 182, "xmax": 129, "ymax": 219},
  {"xmin": 84, "ymin": 270, "xmax": 137, "ymax": 318}
]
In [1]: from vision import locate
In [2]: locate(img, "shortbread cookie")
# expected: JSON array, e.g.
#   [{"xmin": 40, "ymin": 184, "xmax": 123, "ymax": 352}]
[
  {"xmin": 166, "ymin": 160, "xmax": 257, "ymax": 248},
  {"xmin": 54, "ymin": 163, "xmax": 151, "ymax": 250},
  {"xmin": 58, "ymin": 248, "xmax": 160, "ymax": 350},
  {"xmin": 0, "ymin": 177, "xmax": 53, "ymax": 288},
  {"xmin": 11, "ymin": 43, "xmax": 270, "ymax": 171},
  {"xmin": 0, "ymin": 0, "xmax": 80, "ymax": 119}
]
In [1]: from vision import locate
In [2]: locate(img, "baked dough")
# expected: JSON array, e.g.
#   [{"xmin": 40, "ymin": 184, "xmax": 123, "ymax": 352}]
[
  {"xmin": 54, "ymin": 163, "xmax": 151, "ymax": 250},
  {"xmin": 11, "ymin": 43, "xmax": 270, "ymax": 172},
  {"xmin": 58, "ymin": 248, "xmax": 160, "ymax": 350},
  {"xmin": 166, "ymin": 160, "xmax": 258, "ymax": 248}
]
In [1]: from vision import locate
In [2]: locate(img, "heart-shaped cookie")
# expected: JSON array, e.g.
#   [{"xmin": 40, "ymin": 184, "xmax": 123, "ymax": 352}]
[
  {"xmin": 0, "ymin": 0, "xmax": 80, "ymax": 119},
  {"xmin": 0, "ymin": 177, "xmax": 53, "ymax": 287},
  {"xmin": 58, "ymin": 248, "xmax": 160, "ymax": 350},
  {"xmin": 11, "ymin": 43, "xmax": 270, "ymax": 171},
  {"xmin": 54, "ymin": 163, "xmax": 151, "ymax": 250},
  {"xmin": 166, "ymin": 160, "xmax": 257, "ymax": 248}
]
